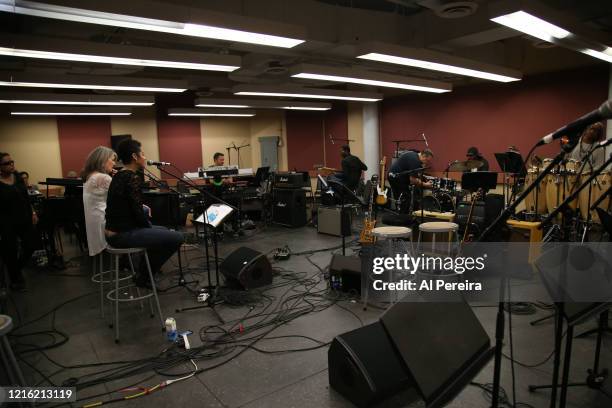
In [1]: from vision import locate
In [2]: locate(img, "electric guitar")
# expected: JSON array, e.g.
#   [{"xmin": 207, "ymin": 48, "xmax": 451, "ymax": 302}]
[
  {"xmin": 375, "ymin": 156, "xmax": 388, "ymax": 206},
  {"xmin": 359, "ymin": 174, "xmax": 378, "ymax": 245},
  {"xmin": 461, "ymin": 188, "xmax": 484, "ymax": 244}
]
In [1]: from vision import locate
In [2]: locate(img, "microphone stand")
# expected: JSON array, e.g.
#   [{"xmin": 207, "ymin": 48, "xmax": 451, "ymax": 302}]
[
  {"xmin": 235, "ymin": 143, "xmax": 250, "ymax": 168},
  {"xmin": 327, "ymin": 180, "xmax": 364, "ymax": 255},
  {"xmin": 478, "ymin": 139, "xmax": 578, "ymax": 408},
  {"xmin": 154, "ymin": 164, "xmax": 238, "ymax": 323},
  {"xmin": 142, "ymin": 167, "xmax": 197, "ymax": 290}
]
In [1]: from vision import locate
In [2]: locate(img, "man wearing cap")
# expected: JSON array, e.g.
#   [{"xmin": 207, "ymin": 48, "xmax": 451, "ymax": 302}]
[{"xmin": 466, "ymin": 147, "xmax": 489, "ymax": 171}]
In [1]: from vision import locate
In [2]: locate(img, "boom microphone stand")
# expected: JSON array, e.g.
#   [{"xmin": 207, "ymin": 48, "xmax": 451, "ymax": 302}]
[
  {"xmin": 142, "ymin": 167, "xmax": 196, "ymax": 289},
  {"xmin": 478, "ymin": 142, "xmax": 577, "ymax": 408}
]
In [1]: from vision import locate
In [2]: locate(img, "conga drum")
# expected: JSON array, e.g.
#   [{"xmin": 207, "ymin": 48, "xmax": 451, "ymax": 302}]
[
  {"xmin": 524, "ymin": 166, "xmax": 547, "ymax": 214},
  {"xmin": 579, "ymin": 171, "xmax": 610, "ymax": 223}
]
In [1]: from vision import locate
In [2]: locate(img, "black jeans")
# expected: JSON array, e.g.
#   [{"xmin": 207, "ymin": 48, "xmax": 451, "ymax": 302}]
[
  {"xmin": 0, "ymin": 223, "xmax": 36, "ymax": 284},
  {"xmin": 106, "ymin": 225, "xmax": 183, "ymax": 276}
]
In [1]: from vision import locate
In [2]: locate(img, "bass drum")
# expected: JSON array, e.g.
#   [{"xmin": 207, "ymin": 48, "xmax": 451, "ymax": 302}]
[{"xmin": 422, "ymin": 192, "xmax": 455, "ymax": 213}]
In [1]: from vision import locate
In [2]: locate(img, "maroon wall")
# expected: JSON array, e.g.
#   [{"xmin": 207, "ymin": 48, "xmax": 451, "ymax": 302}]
[
  {"xmin": 286, "ymin": 110, "xmax": 324, "ymax": 171},
  {"xmin": 286, "ymin": 103, "xmax": 349, "ymax": 171},
  {"xmin": 57, "ymin": 117, "xmax": 111, "ymax": 177},
  {"xmin": 156, "ymin": 94, "xmax": 202, "ymax": 174},
  {"xmin": 380, "ymin": 66, "xmax": 609, "ymax": 172}
]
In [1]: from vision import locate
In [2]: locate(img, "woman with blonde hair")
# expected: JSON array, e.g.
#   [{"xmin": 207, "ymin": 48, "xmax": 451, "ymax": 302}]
[{"xmin": 82, "ymin": 146, "xmax": 117, "ymax": 256}]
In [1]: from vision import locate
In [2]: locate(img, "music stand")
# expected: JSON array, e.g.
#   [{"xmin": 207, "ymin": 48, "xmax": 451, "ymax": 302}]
[
  {"xmin": 494, "ymin": 151, "xmax": 525, "ymax": 207},
  {"xmin": 460, "ymin": 171, "xmax": 498, "ymax": 193},
  {"xmin": 327, "ymin": 180, "xmax": 364, "ymax": 255},
  {"xmin": 178, "ymin": 204, "xmax": 234, "ymax": 322}
]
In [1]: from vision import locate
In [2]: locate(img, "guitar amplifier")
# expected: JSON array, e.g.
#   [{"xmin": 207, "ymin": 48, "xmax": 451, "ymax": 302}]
[
  {"xmin": 317, "ymin": 206, "xmax": 351, "ymax": 236},
  {"xmin": 274, "ymin": 172, "xmax": 309, "ymax": 189},
  {"xmin": 272, "ymin": 188, "xmax": 307, "ymax": 227}
]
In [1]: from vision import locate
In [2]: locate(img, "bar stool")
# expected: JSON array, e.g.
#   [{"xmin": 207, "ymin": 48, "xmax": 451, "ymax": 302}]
[
  {"xmin": 90, "ymin": 252, "xmax": 132, "ymax": 318},
  {"xmin": 363, "ymin": 226, "xmax": 412, "ymax": 309},
  {"xmin": 105, "ymin": 247, "xmax": 164, "ymax": 343},
  {"xmin": 0, "ymin": 315, "xmax": 28, "ymax": 387},
  {"xmin": 417, "ymin": 222, "xmax": 459, "ymax": 256}
]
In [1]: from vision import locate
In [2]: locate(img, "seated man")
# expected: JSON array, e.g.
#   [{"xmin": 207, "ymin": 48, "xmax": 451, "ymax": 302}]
[
  {"xmin": 329, "ymin": 145, "xmax": 367, "ymax": 192},
  {"xmin": 105, "ymin": 139, "xmax": 184, "ymax": 287}
]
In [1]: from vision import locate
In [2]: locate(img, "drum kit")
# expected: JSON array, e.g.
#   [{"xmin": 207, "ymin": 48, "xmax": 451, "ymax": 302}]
[
  {"xmin": 421, "ymin": 159, "xmax": 483, "ymax": 213},
  {"xmin": 523, "ymin": 158, "xmax": 610, "ymax": 224}
]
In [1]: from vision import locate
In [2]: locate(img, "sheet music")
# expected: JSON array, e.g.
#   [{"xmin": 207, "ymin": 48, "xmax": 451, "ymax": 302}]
[{"xmin": 195, "ymin": 204, "xmax": 234, "ymax": 228}]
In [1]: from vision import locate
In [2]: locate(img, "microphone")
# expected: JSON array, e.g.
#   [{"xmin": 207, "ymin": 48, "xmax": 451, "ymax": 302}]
[
  {"xmin": 422, "ymin": 133, "xmax": 429, "ymax": 148},
  {"xmin": 147, "ymin": 160, "xmax": 171, "ymax": 166},
  {"xmin": 594, "ymin": 138, "xmax": 612, "ymax": 149},
  {"xmin": 536, "ymin": 100, "xmax": 612, "ymax": 146}
]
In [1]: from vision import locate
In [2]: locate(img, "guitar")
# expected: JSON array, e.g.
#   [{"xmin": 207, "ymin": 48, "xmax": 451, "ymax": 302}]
[
  {"xmin": 461, "ymin": 188, "xmax": 483, "ymax": 244},
  {"xmin": 359, "ymin": 174, "xmax": 378, "ymax": 245},
  {"xmin": 375, "ymin": 156, "xmax": 388, "ymax": 206}
]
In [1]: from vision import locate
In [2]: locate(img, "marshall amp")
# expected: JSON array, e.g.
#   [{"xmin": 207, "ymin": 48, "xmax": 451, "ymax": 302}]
[
  {"xmin": 273, "ymin": 172, "xmax": 309, "ymax": 189},
  {"xmin": 272, "ymin": 188, "xmax": 307, "ymax": 227}
]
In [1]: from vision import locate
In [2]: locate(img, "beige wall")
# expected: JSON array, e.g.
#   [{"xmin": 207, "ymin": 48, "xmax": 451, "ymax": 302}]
[
  {"xmin": 200, "ymin": 117, "xmax": 252, "ymax": 169},
  {"xmin": 347, "ymin": 102, "xmax": 364, "ymax": 160},
  {"xmin": 249, "ymin": 110, "xmax": 287, "ymax": 171},
  {"xmin": 111, "ymin": 107, "xmax": 161, "ymax": 178},
  {"xmin": 0, "ymin": 117, "xmax": 62, "ymax": 185},
  {"xmin": 0, "ymin": 110, "xmax": 289, "ymax": 184},
  {"xmin": 200, "ymin": 110, "xmax": 287, "ymax": 171}
]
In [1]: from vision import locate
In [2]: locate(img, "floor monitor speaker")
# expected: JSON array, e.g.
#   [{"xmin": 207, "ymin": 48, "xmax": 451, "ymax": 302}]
[{"xmin": 220, "ymin": 247, "xmax": 272, "ymax": 290}]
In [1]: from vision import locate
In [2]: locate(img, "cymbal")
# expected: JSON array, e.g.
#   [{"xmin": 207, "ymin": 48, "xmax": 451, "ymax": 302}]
[{"xmin": 448, "ymin": 159, "xmax": 483, "ymax": 172}]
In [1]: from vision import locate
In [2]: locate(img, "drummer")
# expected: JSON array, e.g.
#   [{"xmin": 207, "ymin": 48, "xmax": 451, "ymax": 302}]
[
  {"xmin": 466, "ymin": 147, "xmax": 489, "ymax": 171},
  {"xmin": 569, "ymin": 122, "xmax": 607, "ymax": 171}
]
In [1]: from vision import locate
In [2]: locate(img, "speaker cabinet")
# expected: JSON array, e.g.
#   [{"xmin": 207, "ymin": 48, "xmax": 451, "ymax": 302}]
[
  {"xmin": 329, "ymin": 299, "xmax": 493, "ymax": 408},
  {"xmin": 317, "ymin": 206, "xmax": 351, "ymax": 236},
  {"xmin": 329, "ymin": 254, "xmax": 361, "ymax": 294},
  {"xmin": 220, "ymin": 247, "xmax": 272, "ymax": 290},
  {"xmin": 272, "ymin": 188, "xmax": 307, "ymax": 227},
  {"xmin": 328, "ymin": 322, "xmax": 414, "ymax": 408}
]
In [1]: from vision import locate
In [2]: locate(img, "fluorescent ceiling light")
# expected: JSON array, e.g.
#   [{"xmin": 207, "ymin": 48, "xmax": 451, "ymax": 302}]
[
  {"xmin": 168, "ymin": 108, "xmax": 255, "ymax": 117},
  {"xmin": 0, "ymin": 92, "xmax": 154, "ymax": 106},
  {"xmin": 291, "ymin": 64, "xmax": 452, "ymax": 93},
  {"xmin": 489, "ymin": 1, "xmax": 612, "ymax": 65},
  {"xmin": 233, "ymin": 85, "xmax": 383, "ymax": 102},
  {"xmin": 195, "ymin": 97, "xmax": 331, "ymax": 110},
  {"xmin": 282, "ymin": 106, "xmax": 330, "ymax": 111},
  {"xmin": 10, "ymin": 106, "xmax": 132, "ymax": 115},
  {"xmin": 581, "ymin": 48, "xmax": 612, "ymax": 63},
  {"xmin": 491, "ymin": 11, "xmax": 569, "ymax": 43},
  {"xmin": 0, "ymin": 73, "xmax": 187, "ymax": 92},
  {"xmin": 0, "ymin": 0, "xmax": 305, "ymax": 48},
  {"xmin": 356, "ymin": 42, "xmax": 521, "ymax": 83},
  {"xmin": 0, "ymin": 34, "xmax": 240, "ymax": 72}
]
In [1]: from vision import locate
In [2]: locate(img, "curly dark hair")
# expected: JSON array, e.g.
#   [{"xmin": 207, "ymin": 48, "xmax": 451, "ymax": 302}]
[{"xmin": 116, "ymin": 139, "xmax": 142, "ymax": 165}]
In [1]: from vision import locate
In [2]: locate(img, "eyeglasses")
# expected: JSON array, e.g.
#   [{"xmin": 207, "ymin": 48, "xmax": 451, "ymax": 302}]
[{"xmin": 0, "ymin": 160, "xmax": 15, "ymax": 166}]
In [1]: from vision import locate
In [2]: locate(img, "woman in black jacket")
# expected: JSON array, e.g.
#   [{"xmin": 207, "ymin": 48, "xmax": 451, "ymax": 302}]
[
  {"xmin": 105, "ymin": 139, "xmax": 183, "ymax": 287},
  {"xmin": 0, "ymin": 152, "xmax": 37, "ymax": 291}
]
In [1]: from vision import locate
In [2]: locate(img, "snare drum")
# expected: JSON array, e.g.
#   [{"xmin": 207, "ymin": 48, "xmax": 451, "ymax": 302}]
[{"xmin": 579, "ymin": 171, "xmax": 610, "ymax": 223}]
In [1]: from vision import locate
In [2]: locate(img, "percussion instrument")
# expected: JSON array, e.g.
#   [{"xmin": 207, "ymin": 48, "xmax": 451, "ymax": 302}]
[
  {"xmin": 579, "ymin": 171, "xmax": 610, "ymax": 223},
  {"xmin": 546, "ymin": 173, "xmax": 579, "ymax": 213},
  {"xmin": 422, "ymin": 192, "xmax": 455, "ymax": 213},
  {"xmin": 448, "ymin": 159, "xmax": 484, "ymax": 172},
  {"xmin": 523, "ymin": 165, "xmax": 547, "ymax": 214},
  {"xmin": 432, "ymin": 177, "xmax": 457, "ymax": 192}
]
